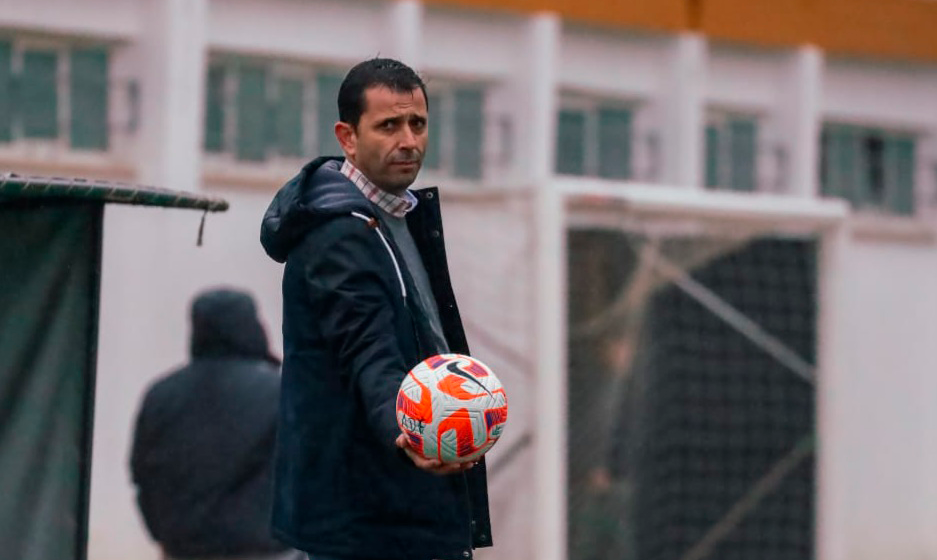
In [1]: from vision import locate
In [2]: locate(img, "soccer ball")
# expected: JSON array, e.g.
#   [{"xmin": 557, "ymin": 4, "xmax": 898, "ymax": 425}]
[{"xmin": 396, "ymin": 353, "xmax": 508, "ymax": 464}]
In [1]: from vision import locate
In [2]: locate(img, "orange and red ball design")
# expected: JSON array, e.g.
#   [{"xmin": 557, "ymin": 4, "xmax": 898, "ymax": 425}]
[{"xmin": 396, "ymin": 354, "xmax": 508, "ymax": 464}]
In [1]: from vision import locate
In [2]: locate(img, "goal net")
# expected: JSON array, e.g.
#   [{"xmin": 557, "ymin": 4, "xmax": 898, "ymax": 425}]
[{"xmin": 440, "ymin": 183, "xmax": 844, "ymax": 560}]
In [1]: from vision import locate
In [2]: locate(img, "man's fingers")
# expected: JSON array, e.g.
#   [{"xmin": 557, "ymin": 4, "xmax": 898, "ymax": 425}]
[
  {"xmin": 401, "ymin": 445, "xmax": 442, "ymax": 469},
  {"xmin": 397, "ymin": 433, "xmax": 479, "ymax": 474},
  {"xmin": 428, "ymin": 461, "xmax": 476, "ymax": 475},
  {"xmin": 410, "ymin": 454, "xmax": 474, "ymax": 475},
  {"xmin": 415, "ymin": 456, "xmax": 443, "ymax": 469}
]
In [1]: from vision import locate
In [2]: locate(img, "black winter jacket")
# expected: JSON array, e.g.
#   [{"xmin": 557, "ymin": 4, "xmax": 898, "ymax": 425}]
[
  {"xmin": 260, "ymin": 157, "xmax": 492, "ymax": 560},
  {"xmin": 130, "ymin": 288, "xmax": 287, "ymax": 558}
]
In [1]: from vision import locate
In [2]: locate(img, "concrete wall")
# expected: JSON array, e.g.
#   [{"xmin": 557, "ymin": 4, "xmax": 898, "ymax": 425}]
[
  {"xmin": 821, "ymin": 234, "xmax": 937, "ymax": 560},
  {"xmin": 208, "ymin": 0, "xmax": 384, "ymax": 64},
  {"xmin": 93, "ymin": 192, "xmax": 283, "ymax": 560},
  {"xmin": 0, "ymin": 0, "xmax": 139, "ymax": 40},
  {"xmin": 3, "ymin": 0, "xmax": 937, "ymax": 559}
]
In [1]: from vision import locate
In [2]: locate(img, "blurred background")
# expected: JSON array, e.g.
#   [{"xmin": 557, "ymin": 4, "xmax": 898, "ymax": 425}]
[{"xmin": 2, "ymin": 1, "xmax": 937, "ymax": 560}]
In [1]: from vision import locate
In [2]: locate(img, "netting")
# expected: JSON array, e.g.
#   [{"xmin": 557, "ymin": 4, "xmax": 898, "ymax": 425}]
[
  {"xmin": 567, "ymin": 222, "xmax": 817, "ymax": 560},
  {"xmin": 440, "ymin": 187, "xmax": 822, "ymax": 560}
]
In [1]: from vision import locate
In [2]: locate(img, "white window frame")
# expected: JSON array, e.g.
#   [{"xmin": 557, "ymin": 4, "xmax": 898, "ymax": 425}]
[
  {"xmin": 556, "ymin": 93, "xmax": 638, "ymax": 180},
  {"xmin": 420, "ymin": 79, "xmax": 489, "ymax": 187},
  {"xmin": 704, "ymin": 109, "xmax": 762, "ymax": 192},
  {"xmin": 204, "ymin": 53, "xmax": 345, "ymax": 172},
  {"xmin": 819, "ymin": 119, "xmax": 920, "ymax": 217},
  {"xmin": 0, "ymin": 35, "xmax": 123, "ymax": 172},
  {"xmin": 6, "ymin": 37, "xmax": 69, "ymax": 151}
]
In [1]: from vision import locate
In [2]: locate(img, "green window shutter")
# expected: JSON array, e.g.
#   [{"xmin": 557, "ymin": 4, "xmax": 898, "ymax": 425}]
[
  {"xmin": 236, "ymin": 64, "xmax": 267, "ymax": 161},
  {"xmin": 729, "ymin": 118, "xmax": 756, "ymax": 192},
  {"xmin": 824, "ymin": 125, "xmax": 857, "ymax": 204},
  {"xmin": 819, "ymin": 128, "xmax": 830, "ymax": 195},
  {"xmin": 424, "ymin": 92, "xmax": 442, "ymax": 170},
  {"xmin": 705, "ymin": 124, "xmax": 720, "ymax": 188},
  {"xmin": 275, "ymin": 78, "xmax": 304, "ymax": 158},
  {"xmin": 316, "ymin": 73, "xmax": 342, "ymax": 157},
  {"xmin": 597, "ymin": 107, "xmax": 631, "ymax": 180},
  {"xmin": 855, "ymin": 128, "xmax": 881, "ymax": 209},
  {"xmin": 69, "ymin": 48, "xmax": 108, "ymax": 150},
  {"xmin": 204, "ymin": 63, "xmax": 226, "ymax": 152},
  {"xmin": 842, "ymin": 126, "xmax": 862, "ymax": 207},
  {"xmin": 0, "ymin": 42, "xmax": 11, "ymax": 142},
  {"xmin": 21, "ymin": 50, "xmax": 59, "ymax": 139},
  {"xmin": 889, "ymin": 136, "xmax": 915, "ymax": 216},
  {"xmin": 453, "ymin": 88, "xmax": 483, "ymax": 179},
  {"xmin": 556, "ymin": 109, "xmax": 586, "ymax": 176},
  {"xmin": 820, "ymin": 126, "xmax": 838, "ymax": 197}
]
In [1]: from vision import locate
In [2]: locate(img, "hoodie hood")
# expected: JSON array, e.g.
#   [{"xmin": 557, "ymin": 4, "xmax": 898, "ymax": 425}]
[
  {"xmin": 189, "ymin": 288, "xmax": 276, "ymax": 363},
  {"xmin": 260, "ymin": 156, "xmax": 375, "ymax": 263}
]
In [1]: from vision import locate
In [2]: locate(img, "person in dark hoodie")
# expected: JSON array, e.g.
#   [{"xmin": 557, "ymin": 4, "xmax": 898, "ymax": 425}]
[
  {"xmin": 259, "ymin": 58, "xmax": 492, "ymax": 560},
  {"xmin": 130, "ymin": 288, "xmax": 299, "ymax": 560}
]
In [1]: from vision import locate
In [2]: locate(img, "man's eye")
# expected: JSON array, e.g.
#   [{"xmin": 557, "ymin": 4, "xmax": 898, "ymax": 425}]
[
  {"xmin": 380, "ymin": 121, "xmax": 396, "ymax": 131},
  {"xmin": 412, "ymin": 120, "xmax": 427, "ymax": 132}
]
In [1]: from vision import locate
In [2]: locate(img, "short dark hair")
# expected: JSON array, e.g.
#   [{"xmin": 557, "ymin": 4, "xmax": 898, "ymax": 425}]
[{"xmin": 337, "ymin": 58, "xmax": 429, "ymax": 128}]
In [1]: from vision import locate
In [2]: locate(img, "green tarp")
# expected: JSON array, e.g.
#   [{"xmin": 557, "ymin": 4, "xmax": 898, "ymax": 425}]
[
  {"xmin": 0, "ymin": 174, "xmax": 225, "ymax": 560},
  {"xmin": 0, "ymin": 202, "xmax": 102, "ymax": 560}
]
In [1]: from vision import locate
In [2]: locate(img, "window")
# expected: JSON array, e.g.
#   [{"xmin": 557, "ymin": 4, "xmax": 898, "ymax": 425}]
[
  {"xmin": 0, "ymin": 39, "xmax": 109, "ymax": 150},
  {"xmin": 705, "ymin": 113, "xmax": 757, "ymax": 192},
  {"xmin": 423, "ymin": 84, "xmax": 485, "ymax": 180},
  {"xmin": 21, "ymin": 50, "xmax": 58, "ymax": 140},
  {"xmin": 316, "ymin": 73, "xmax": 342, "ymax": 159},
  {"xmin": 0, "ymin": 42, "xmax": 10, "ymax": 143},
  {"xmin": 556, "ymin": 110, "xmax": 586, "ymax": 176},
  {"xmin": 70, "ymin": 48, "xmax": 109, "ymax": 150},
  {"xmin": 204, "ymin": 56, "xmax": 342, "ymax": 163},
  {"xmin": 555, "ymin": 99, "xmax": 633, "ymax": 180},
  {"xmin": 235, "ymin": 64, "xmax": 267, "ymax": 161},
  {"xmin": 820, "ymin": 124, "xmax": 916, "ymax": 216},
  {"xmin": 204, "ymin": 64, "xmax": 225, "ymax": 153}
]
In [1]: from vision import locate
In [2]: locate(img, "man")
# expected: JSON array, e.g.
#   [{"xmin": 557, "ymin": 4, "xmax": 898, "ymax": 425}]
[
  {"xmin": 130, "ymin": 288, "xmax": 297, "ymax": 560},
  {"xmin": 260, "ymin": 58, "xmax": 492, "ymax": 560}
]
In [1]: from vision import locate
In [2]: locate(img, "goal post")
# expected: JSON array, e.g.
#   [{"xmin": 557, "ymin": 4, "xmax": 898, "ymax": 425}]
[{"xmin": 439, "ymin": 180, "xmax": 847, "ymax": 560}]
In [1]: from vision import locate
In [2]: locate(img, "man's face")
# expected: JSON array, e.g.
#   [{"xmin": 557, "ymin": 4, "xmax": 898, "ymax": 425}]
[{"xmin": 336, "ymin": 86, "xmax": 428, "ymax": 195}]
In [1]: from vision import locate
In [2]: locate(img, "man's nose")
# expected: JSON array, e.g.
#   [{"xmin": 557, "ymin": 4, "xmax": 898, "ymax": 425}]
[{"xmin": 398, "ymin": 126, "xmax": 418, "ymax": 149}]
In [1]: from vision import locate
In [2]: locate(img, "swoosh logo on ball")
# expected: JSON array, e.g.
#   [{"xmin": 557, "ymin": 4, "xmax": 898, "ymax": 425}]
[{"xmin": 447, "ymin": 361, "xmax": 493, "ymax": 397}]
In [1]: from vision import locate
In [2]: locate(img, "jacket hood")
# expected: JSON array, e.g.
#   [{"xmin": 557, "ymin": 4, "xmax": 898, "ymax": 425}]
[
  {"xmin": 260, "ymin": 156, "xmax": 374, "ymax": 263},
  {"xmin": 189, "ymin": 288, "xmax": 276, "ymax": 363}
]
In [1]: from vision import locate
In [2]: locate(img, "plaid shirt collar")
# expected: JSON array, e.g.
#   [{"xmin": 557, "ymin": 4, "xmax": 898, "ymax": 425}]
[{"xmin": 341, "ymin": 159, "xmax": 418, "ymax": 218}]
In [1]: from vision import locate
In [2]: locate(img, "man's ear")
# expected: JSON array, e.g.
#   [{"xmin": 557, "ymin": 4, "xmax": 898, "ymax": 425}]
[{"xmin": 335, "ymin": 121, "xmax": 356, "ymax": 158}]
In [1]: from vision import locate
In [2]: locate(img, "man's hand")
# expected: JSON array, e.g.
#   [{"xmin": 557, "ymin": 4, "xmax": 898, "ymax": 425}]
[{"xmin": 396, "ymin": 434, "xmax": 476, "ymax": 475}]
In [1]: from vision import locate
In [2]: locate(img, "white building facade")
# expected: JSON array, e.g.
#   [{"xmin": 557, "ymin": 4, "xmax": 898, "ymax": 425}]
[{"xmin": 3, "ymin": 1, "xmax": 937, "ymax": 559}]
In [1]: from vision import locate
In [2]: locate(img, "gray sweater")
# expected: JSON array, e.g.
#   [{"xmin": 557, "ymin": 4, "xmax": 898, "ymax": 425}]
[{"xmin": 373, "ymin": 204, "xmax": 450, "ymax": 355}]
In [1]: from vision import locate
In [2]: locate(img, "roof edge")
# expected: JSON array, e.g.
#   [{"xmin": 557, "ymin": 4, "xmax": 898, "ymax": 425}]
[{"xmin": 0, "ymin": 173, "xmax": 229, "ymax": 212}]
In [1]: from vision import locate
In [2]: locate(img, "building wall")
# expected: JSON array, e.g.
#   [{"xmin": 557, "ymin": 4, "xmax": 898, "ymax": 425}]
[
  {"xmin": 822, "ymin": 237, "xmax": 937, "ymax": 560},
  {"xmin": 94, "ymin": 192, "xmax": 285, "ymax": 560},
  {"xmin": 824, "ymin": 58, "xmax": 937, "ymax": 129},
  {"xmin": 0, "ymin": 0, "xmax": 139, "ymax": 40},
  {"xmin": 422, "ymin": 6, "xmax": 523, "ymax": 79},
  {"xmin": 208, "ymin": 0, "xmax": 385, "ymax": 64},
  {"xmin": 2, "ymin": 0, "xmax": 937, "ymax": 559}
]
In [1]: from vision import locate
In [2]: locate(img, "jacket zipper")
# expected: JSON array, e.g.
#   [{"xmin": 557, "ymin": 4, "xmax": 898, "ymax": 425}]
[
  {"xmin": 349, "ymin": 211, "xmax": 425, "ymax": 355},
  {"xmin": 350, "ymin": 212, "xmax": 407, "ymax": 299}
]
